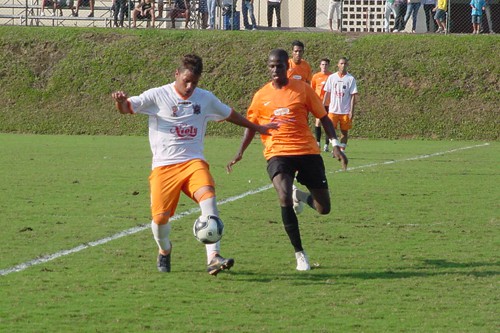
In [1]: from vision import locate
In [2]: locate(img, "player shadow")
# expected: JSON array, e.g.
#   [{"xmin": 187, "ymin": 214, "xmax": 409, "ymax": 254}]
[{"xmin": 229, "ymin": 259, "xmax": 499, "ymax": 283}]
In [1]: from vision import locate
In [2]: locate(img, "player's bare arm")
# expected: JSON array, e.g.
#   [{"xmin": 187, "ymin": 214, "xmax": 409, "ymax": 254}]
[
  {"xmin": 225, "ymin": 109, "xmax": 278, "ymax": 136},
  {"xmin": 226, "ymin": 128, "xmax": 256, "ymax": 173},
  {"xmin": 111, "ymin": 91, "xmax": 132, "ymax": 114},
  {"xmin": 319, "ymin": 115, "xmax": 348, "ymax": 170}
]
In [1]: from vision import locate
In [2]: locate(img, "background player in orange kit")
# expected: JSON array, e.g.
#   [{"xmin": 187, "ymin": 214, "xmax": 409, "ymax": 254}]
[{"xmin": 311, "ymin": 58, "xmax": 332, "ymax": 152}]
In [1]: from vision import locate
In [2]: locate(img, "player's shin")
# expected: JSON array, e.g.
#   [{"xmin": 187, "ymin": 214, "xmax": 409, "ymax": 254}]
[{"xmin": 151, "ymin": 221, "xmax": 172, "ymax": 254}]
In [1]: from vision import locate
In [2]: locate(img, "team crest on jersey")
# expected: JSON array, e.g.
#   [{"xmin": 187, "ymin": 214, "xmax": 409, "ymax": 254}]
[
  {"xmin": 193, "ymin": 104, "xmax": 201, "ymax": 115},
  {"xmin": 273, "ymin": 108, "xmax": 290, "ymax": 116},
  {"xmin": 171, "ymin": 106, "xmax": 179, "ymax": 117}
]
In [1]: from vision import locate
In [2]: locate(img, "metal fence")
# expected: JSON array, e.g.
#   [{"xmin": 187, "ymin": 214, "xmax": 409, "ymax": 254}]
[{"xmin": 1, "ymin": 0, "xmax": 498, "ymax": 33}]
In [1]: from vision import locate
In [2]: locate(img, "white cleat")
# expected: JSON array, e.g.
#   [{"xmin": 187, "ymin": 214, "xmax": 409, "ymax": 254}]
[
  {"xmin": 292, "ymin": 185, "xmax": 304, "ymax": 215},
  {"xmin": 295, "ymin": 251, "xmax": 311, "ymax": 271}
]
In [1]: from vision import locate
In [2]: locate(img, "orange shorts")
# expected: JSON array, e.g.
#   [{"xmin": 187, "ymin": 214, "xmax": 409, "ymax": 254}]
[
  {"xmin": 328, "ymin": 113, "xmax": 352, "ymax": 131},
  {"xmin": 149, "ymin": 159, "xmax": 215, "ymax": 218}
]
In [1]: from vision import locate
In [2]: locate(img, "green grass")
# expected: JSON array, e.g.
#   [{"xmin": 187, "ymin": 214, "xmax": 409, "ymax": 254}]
[
  {"xmin": 0, "ymin": 27, "xmax": 499, "ymax": 139},
  {"xmin": 0, "ymin": 134, "xmax": 498, "ymax": 332}
]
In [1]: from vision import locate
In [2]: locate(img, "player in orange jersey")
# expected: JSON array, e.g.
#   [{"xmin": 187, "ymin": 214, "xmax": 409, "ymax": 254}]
[
  {"xmin": 287, "ymin": 40, "xmax": 313, "ymax": 84},
  {"xmin": 311, "ymin": 58, "xmax": 332, "ymax": 152},
  {"xmin": 112, "ymin": 54, "xmax": 277, "ymax": 275},
  {"xmin": 226, "ymin": 49, "xmax": 347, "ymax": 271}
]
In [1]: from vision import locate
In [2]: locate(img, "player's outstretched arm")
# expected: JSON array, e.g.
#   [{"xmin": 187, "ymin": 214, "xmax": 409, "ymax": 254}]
[
  {"xmin": 319, "ymin": 115, "xmax": 348, "ymax": 171},
  {"xmin": 225, "ymin": 109, "xmax": 278, "ymax": 135},
  {"xmin": 226, "ymin": 128, "xmax": 256, "ymax": 174},
  {"xmin": 111, "ymin": 91, "xmax": 132, "ymax": 114}
]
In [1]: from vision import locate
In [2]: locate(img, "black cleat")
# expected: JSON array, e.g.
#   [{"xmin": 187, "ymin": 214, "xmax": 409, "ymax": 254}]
[
  {"xmin": 207, "ymin": 255, "xmax": 234, "ymax": 276},
  {"xmin": 157, "ymin": 252, "xmax": 171, "ymax": 272}
]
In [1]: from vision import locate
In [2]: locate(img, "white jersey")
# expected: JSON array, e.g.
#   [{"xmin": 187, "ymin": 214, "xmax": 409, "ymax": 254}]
[
  {"xmin": 323, "ymin": 72, "xmax": 358, "ymax": 115},
  {"xmin": 128, "ymin": 83, "xmax": 231, "ymax": 169}
]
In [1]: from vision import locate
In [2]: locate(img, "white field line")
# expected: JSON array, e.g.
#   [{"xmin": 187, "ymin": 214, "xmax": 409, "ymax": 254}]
[{"xmin": 0, "ymin": 142, "xmax": 490, "ymax": 276}]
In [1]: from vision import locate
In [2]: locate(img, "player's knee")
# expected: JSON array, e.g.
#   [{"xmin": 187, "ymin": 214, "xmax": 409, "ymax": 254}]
[{"xmin": 153, "ymin": 213, "xmax": 170, "ymax": 225}]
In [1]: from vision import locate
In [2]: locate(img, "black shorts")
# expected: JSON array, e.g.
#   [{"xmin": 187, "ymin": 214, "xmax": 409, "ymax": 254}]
[{"xmin": 267, "ymin": 155, "xmax": 328, "ymax": 189}]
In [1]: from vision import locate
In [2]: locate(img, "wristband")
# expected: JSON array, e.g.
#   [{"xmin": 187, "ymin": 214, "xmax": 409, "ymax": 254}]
[{"xmin": 330, "ymin": 138, "xmax": 340, "ymax": 147}]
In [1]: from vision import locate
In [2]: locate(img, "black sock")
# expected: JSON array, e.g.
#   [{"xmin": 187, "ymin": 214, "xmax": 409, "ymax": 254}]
[
  {"xmin": 281, "ymin": 206, "xmax": 303, "ymax": 252},
  {"xmin": 315, "ymin": 126, "xmax": 321, "ymax": 144}
]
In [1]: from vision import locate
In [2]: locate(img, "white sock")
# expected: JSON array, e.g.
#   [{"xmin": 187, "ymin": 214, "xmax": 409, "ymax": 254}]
[
  {"xmin": 199, "ymin": 196, "xmax": 220, "ymax": 263},
  {"xmin": 199, "ymin": 196, "xmax": 219, "ymax": 217},
  {"xmin": 151, "ymin": 221, "xmax": 171, "ymax": 252}
]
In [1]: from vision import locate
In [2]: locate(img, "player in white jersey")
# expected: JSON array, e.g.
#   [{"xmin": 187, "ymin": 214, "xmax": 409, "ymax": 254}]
[
  {"xmin": 323, "ymin": 57, "xmax": 358, "ymax": 152},
  {"xmin": 112, "ymin": 54, "xmax": 277, "ymax": 275}
]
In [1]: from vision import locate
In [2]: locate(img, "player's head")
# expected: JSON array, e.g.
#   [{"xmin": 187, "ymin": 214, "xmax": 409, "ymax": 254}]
[
  {"xmin": 175, "ymin": 54, "xmax": 203, "ymax": 98},
  {"xmin": 337, "ymin": 57, "xmax": 349, "ymax": 74},
  {"xmin": 268, "ymin": 49, "xmax": 289, "ymax": 86},
  {"xmin": 291, "ymin": 40, "xmax": 305, "ymax": 64},
  {"xmin": 320, "ymin": 58, "xmax": 330, "ymax": 72}
]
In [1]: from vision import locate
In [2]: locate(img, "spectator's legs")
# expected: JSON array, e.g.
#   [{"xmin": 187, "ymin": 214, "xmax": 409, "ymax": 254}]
[
  {"xmin": 384, "ymin": 1, "xmax": 396, "ymax": 32},
  {"xmin": 157, "ymin": 0, "xmax": 163, "ymax": 18},
  {"xmin": 87, "ymin": 0, "xmax": 94, "ymax": 17},
  {"xmin": 267, "ymin": 3, "xmax": 273, "ymax": 27},
  {"xmin": 207, "ymin": 0, "xmax": 216, "ymax": 29},
  {"xmin": 482, "ymin": 4, "xmax": 493, "ymax": 33},
  {"xmin": 242, "ymin": 1, "xmax": 249, "ymax": 29},
  {"xmin": 184, "ymin": 8, "xmax": 189, "ymax": 28},
  {"xmin": 423, "ymin": 4, "xmax": 434, "ymax": 32},
  {"xmin": 333, "ymin": 1, "xmax": 341, "ymax": 31},
  {"xmin": 248, "ymin": 1, "xmax": 256, "ymax": 29},
  {"xmin": 276, "ymin": 3, "xmax": 281, "ymax": 27}
]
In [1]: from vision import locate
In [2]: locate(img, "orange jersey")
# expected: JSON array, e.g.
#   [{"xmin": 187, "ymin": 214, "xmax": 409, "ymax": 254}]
[
  {"xmin": 311, "ymin": 71, "xmax": 332, "ymax": 100},
  {"xmin": 247, "ymin": 79, "xmax": 327, "ymax": 160},
  {"xmin": 287, "ymin": 59, "xmax": 313, "ymax": 83}
]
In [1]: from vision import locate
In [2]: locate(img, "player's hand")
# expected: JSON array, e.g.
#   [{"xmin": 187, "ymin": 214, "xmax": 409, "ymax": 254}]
[
  {"xmin": 112, "ymin": 91, "xmax": 128, "ymax": 103},
  {"xmin": 226, "ymin": 153, "xmax": 243, "ymax": 174},
  {"xmin": 257, "ymin": 122, "xmax": 280, "ymax": 136},
  {"xmin": 332, "ymin": 146, "xmax": 348, "ymax": 171}
]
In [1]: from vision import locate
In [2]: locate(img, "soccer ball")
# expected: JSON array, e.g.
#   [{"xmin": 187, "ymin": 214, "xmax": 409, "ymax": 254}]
[{"xmin": 193, "ymin": 215, "xmax": 224, "ymax": 244}]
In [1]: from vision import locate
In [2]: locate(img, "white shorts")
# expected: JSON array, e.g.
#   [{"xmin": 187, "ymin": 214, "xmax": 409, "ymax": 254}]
[{"xmin": 328, "ymin": 0, "xmax": 341, "ymax": 20}]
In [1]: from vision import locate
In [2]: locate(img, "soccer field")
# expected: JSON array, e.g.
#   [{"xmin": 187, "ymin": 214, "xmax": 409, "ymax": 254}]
[{"xmin": 0, "ymin": 134, "xmax": 498, "ymax": 332}]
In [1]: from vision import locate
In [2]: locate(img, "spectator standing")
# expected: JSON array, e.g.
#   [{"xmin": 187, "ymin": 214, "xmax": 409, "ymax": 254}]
[
  {"xmin": 287, "ymin": 40, "xmax": 312, "ymax": 84},
  {"xmin": 207, "ymin": 0, "xmax": 217, "ymax": 29},
  {"xmin": 72, "ymin": 0, "xmax": 95, "ymax": 17},
  {"xmin": 111, "ymin": 54, "xmax": 276, "ymax": 275},
  {"xmin": 433, "ymin": 0, "xmax": 447, "ymax": 33},
  {"xmin": 199, "ymin": 0, "xmax": 209, "ymax": 29},
  {"xmin": 470, "ymin": 0, "xmax": 486, "ymax": 34},
  {"xmin": 384, "ymin": 0, "xmax": 397, "ymax": 32},
  {"xmin": 481, "ymin": 0, "xmax": 494, "ymax": 33},
  {"xmin": 393, "ymin": 0, "xmax": 407, "ymax": 32},
  {"xmin": 242, "ymin": 0, "xmax": 257, "ymax": 30},
  {"xmin": 132, "ymin": 0, "xmax": 155, "ymax": 28},
  {"xmin": 328, "ymin": 0, "xmax": 342, "ymax": 32},
  {"xmin": 403, "ymin": 0, "xmax": 422, "ymax": 33},
  {"xmin": 267, "ymin": 0, "xmax": 282, "ymax": 28},
  {"xmin": 423, "ymin": 0, "xmax": 437, "ymax": 32},
  {"xmin": 112, "ymin": 0, "xmax": 128, "ymax": 27},
  {"xmin": 226, "ymin": 49, "xmax": 347, "ymax": 271},
  {"xmin": 323, "ymin": 57, "xmax": 358, "ymax": 152},
  {"xmin": 170, "ymin": 0, "xmax": 190, "ymax": 29},
  {"xmin": 311, "ymin": 58, "xmax": 332, "ymax": 152}
]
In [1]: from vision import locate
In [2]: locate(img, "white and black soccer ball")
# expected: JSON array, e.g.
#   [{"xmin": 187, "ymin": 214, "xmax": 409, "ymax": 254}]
[{"xmin": 193, "ymin": 215, "xmax": 224, "ymax": 244}]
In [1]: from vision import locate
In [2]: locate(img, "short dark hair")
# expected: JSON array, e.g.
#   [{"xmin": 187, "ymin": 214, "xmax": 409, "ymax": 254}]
[
  {"xmin": 320, "ymin": 58, "xmax": 330, "ymax": 65},
  {"xmin": 291, "ymin": 40, "xmax": 305, "ymax": 49},
  {"xmin": 269, "ymin": 49, "xmax": 289, "ymax": 62},
  {"xmin": 179, "ymin": 54, "xmax": 203, "ymax": 76}
]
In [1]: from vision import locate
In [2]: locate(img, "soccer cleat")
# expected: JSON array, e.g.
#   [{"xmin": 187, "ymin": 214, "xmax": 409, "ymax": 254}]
[
  {"xmin": 157, "ymin": 252, "xmax": 171, "ymax": 272},
  {"xmin": 323, "ymin": 144, "xmax": 329, "ymax": 152},
  {"xmin": 295, "ymin": 251, "xmax": 311, "ymax": 271},
  {"xmin": 207, "ymin": 255, "xmax": 234, "ymax": 276},
  {"xmin": 292, "ymin": 185, "xmax": 305, "ymax": 215}
]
